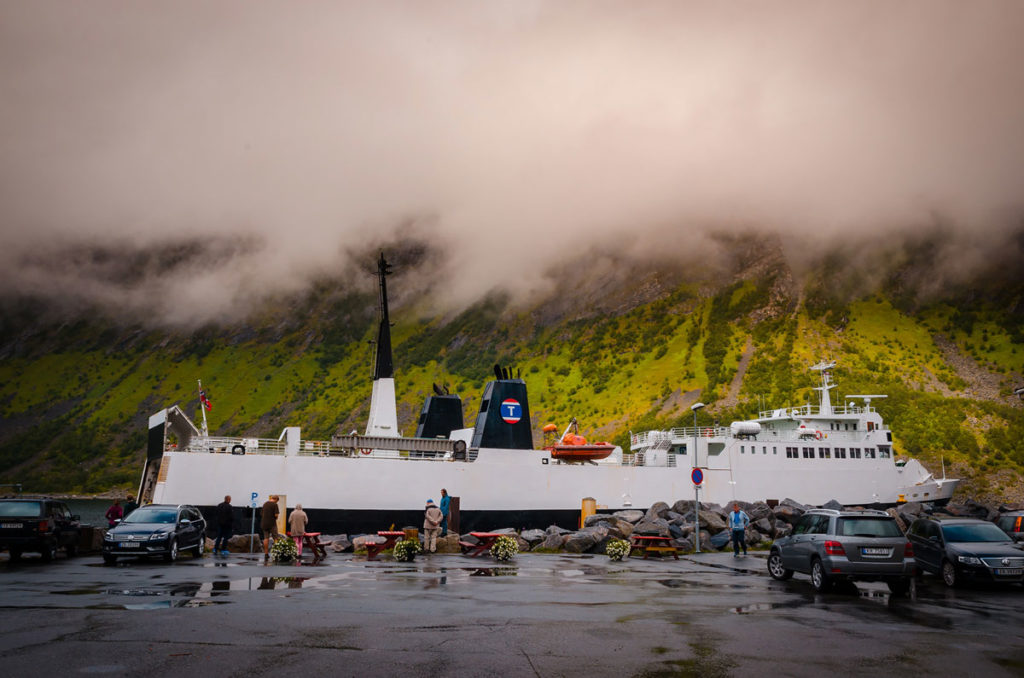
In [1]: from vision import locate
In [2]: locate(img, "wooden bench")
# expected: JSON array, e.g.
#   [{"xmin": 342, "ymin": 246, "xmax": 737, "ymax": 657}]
[
  {"xmin": 287, "ymin": 532, "xmax": 327, "ymax": 560},
  {"xmin": 365, "ymin": 531, "xmax": 406, "ymax": 560},
  {"xmin": 630, "ymin": 535, "xmax": 679, "ymax": 560},
  {"xmin": 461, "ymin": 532, "xmax": 503, "ymax": 557}
]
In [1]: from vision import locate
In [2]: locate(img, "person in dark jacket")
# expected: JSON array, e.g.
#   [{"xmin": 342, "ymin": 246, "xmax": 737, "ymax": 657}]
[
  {"xmin": 439, "ymin": 489, "xmax": 451, "ymax": 537},
  {"xmin": 214, "ymin": 495, "xmax": 234, "ymax": 555},
  {"xmin": 123, "ymin": 496, "xmax": 139, "ymax": 517}
]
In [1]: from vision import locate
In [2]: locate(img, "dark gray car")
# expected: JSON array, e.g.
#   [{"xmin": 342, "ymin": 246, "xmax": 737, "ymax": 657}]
[
  {"xmin": 767, "ymin": 509, "xmax": 915, "ymax": 594},
  {"xmin": 908, "ymin": 516, "xmax": 1024, "ymax": 587},
  {"xmin": 102, "ymin": 504, "xmax": 206, "ymax": 564}
]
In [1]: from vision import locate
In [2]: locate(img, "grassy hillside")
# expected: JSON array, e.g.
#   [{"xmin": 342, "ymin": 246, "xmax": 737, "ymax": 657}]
[{"xmin": 1, "ymin": 250, "xmax": 1022, "ymax": 501}]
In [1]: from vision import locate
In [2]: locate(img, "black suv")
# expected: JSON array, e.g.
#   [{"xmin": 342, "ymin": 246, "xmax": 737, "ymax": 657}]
[
  {"xmin": 767, "ymin": 509, "xmax": 915, "ymax": 594},
  {"xmin": 0, "ymin": 498, "xmax": 81, "ymax": 562},
  {"xmin": 102, "ymin": 504, "xmax": 207, "ymax": 564},
  {"xmin": 907, "ymin": 516, "xmax": 1024, "ymax": 587}
]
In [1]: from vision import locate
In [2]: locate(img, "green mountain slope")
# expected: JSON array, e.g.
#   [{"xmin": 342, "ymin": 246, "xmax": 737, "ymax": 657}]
[{"xmin": 1, "ymin": 241, "xmax": 1022, "ymax": 501}]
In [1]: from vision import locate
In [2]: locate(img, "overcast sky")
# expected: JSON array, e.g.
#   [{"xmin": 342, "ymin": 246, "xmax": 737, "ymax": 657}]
[{"xmin": 1, "ymin": 2, "xmax": 1022, "ymax": 324}]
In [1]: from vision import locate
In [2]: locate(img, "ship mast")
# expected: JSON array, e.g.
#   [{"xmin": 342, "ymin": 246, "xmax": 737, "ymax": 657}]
[
  {"xmin": 810, "ymin": 360, "xmax": 837, "ymax": 415},
  {"xmin": 364, "ymin": 252, "xmax": 399, "ymax": 437}
]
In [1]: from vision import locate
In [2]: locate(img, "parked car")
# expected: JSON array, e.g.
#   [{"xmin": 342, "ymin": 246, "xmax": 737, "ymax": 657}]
[
  {"xmin": 767, "ymin": 508, "xmax": 915, "ymax": 594},
  {"xmin": 907, "ymin": 516, "xmax": 1024, "ymax": 587},
  {"xmin": 995, "ymin": 512, "xmax": 1024, "ymax": 542},
  {"xmin": 102, "ymin": 504, "xmax": 206, "ymax": 564},
  {"xmin": 0, "ymin": 498, "xmax": 81, "ymax": 562}
]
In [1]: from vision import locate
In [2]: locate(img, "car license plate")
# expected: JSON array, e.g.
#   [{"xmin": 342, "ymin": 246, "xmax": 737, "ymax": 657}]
[
  {"xmin": 1, "ymin": 523, "xmax": 23, "ymax": 528},
  {"xmin": 119, "ymin": 542, "xmax": 140, "ymax": 548},
  {"xmin": 862, "ymin": 547, "xmax": 889, "ymax": 556},
  {"xmin": 995, "ymin": 568, "xmax": 1023, "ymax": 576}
]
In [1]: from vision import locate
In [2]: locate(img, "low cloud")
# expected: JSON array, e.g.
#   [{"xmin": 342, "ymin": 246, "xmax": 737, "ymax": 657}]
[{"xmin": 1, "ymin": 2, "xmax": 1022, "ymax": 325}]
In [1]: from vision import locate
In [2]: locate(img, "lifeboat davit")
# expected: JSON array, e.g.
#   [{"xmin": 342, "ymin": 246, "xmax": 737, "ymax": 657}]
[{"xmin": 543, "ymin": 420, "xmax": 615, "ymax": 462}]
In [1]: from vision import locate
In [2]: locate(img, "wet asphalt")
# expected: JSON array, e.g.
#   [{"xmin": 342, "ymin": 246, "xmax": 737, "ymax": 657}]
[{"xmin": 1, "ymin": 549, "xmax": 1022, "ymax": 678}]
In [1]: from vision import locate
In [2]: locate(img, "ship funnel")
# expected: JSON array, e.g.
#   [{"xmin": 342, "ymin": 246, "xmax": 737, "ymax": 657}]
[{"xmin": 471, "ymin": 367, "xmax": 533, "ymax": 450}]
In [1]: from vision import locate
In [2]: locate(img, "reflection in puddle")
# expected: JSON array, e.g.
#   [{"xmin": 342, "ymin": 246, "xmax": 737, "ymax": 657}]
[{"xmin": 466, "ymin": 567, "xmax": 517, "ymax": 577}]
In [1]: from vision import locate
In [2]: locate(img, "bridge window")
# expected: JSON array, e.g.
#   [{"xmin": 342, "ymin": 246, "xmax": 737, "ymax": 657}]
[
  {"xmin": 786, "ymin": 446, "xmax": 798, "ymax": 459},
  {"xmin": 802, "ymin": 447, "xmax": 815, "ymax": 459},
  {"xmin": 863, "ymin": 448, "xmax": 875, "ymax": 459},
  {"xmin": 849, "ymin": 448, "xmax": 861, "ymax": 459},
  {"xmin": 773, "ymin": 447, "xmax": 777, "ymax": 455},
  {"xmin": 740, "ymin": 445, "xmax": 745, "ymax": 454},
  {"xmin": 819, "ymin": 448, "xmax": 831, "ymax": 459},
  {"xmin": 878, "ymin": 446, "xmax": 891, "ymax": 459},
  {"xmin": 835, "ymin": 448, "xmax": 847, "ymax": 459}
]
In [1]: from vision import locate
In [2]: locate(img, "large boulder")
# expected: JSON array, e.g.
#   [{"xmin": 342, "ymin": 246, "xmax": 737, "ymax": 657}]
[
  {"xmin": 773, "ymin": 504, "xmax": 804, "ymax": 525},
  {"xmin": 698, "ymin": 530, "xmax": 714, "ymax": 552},
  {"xmin": 644, "ymin": 502, "xmax": 671, "ymax": 522},
  {"xmin": 698, "ymin": 510, "xmax": 728, "ymax": 532},
  {"xmin": 821, "ymin": 499, "xmax": 844, "ymax": 511},
  {"xmin": 746, "ymin": 502, "xmax": 774, "ymax": 523},
  {"xmin": 435, "ymin": 534, "xmax": 462, "ymax": 554},
  {"xmin": 773, "ymin": 522, "xmax": 792, "ymax": 538},
  {"xmin": 613, "ymin": 510, "xmax": 644, "ymax": 524},
  {"xmin": 352, "ymin": 534, "xmax": 385, "ymax": 550},
  {"xmin": 564, "ymin": 531, "xmax": 602, "ymax": 553},
  {"xmin": 324, "ymin": 535, "xmax": 352, "ymax": 552},
  {"xmin": 227, "ymin": 534, "xmax": 262, "ymax": 553},
  {"xmin": 780, "ymin": 497, "xmax": 808, "ymax": 512},
  {"xmin": 671, "ymin": 499, "xmax": 697, "ymax": 516},
  {"xmin": 753, "ymin": 518, "xmax": 774, "ymax": 535},
  {"xmin": 668, "ymin": 523, "xmax": 684, "ymax": 539},
  {"xmin": 546, "ymin": 524, "xmax": 572, "ymax": 536},
  {"xmin": 520, "ymin": 529, "xmax": 547, "ymax": 545},
  {"xmin": 588, "ymin": 520, "xmax": 626, "ymax": 540},
  {"xmin": 535, "ymin": 533, "xmax": 568, "ymax": 550},
  {"xmin": 634, "ymin": 518, "xmax": 671, "ymax": 537},
  {"xmin": 709, "ymin": 530, "xmax": 732, "ymax": 550},
  {"xmin": 744, "ymin": 527, "xmax": 762, "ymax": 546}
]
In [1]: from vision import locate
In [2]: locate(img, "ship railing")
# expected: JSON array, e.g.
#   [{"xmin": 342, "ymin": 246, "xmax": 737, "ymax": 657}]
[
  {"xmin": 175, "ymin": 437, "xmax": 288, "ymax": 455},
  {"xmin": 757, "ymin": 403, "xmax": 875, "ymax": 419}
]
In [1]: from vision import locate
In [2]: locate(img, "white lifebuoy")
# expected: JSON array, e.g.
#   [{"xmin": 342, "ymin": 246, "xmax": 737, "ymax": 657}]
[
  {"xmin": 814, "ymin": 431, "xmax": 823, "ymax": 441},
  {"xmin": 360, "ymin": 448, "xmax": 372, "ymax": 455}
]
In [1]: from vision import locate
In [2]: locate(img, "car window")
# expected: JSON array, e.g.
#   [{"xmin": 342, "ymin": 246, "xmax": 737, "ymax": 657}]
[
  {"xmin": 123, "ymin": 508, "xmax": 177, "ymax": 524},
  {"xmin": 838, "ymin": 518, "xmax": 902, "ymax": 537},
  {"xmin": 0, "ymin": 501, "xmax": 44, "ymax": 517},
  {"xmin": 793, "ymin": 515, "xmax": 814, "ymax": 535},
  {"xmin": 187, "ymin": 508, "xmax": 201, "ymax": 521},
  {"xmin": 941, "ymin": 523, "xmax": 1012, "ymax": 543},
  {"xmin": 803, "ymin": 515, "xmax": 829, "ymax": 535}
]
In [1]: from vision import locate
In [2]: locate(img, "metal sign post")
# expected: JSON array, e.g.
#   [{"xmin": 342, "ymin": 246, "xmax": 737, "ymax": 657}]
[
  {"xmin": 249, "ymin": 492, "xmax": 259, "ymax": 553},
  {"xmin": 691, "ymin": 468, "xmax": 704, "ymax": 553}
]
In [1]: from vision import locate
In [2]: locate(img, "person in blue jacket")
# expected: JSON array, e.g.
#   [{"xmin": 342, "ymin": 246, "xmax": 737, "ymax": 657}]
[
  {"xmin": 728, "ymin": 502, "xmax": 750, "ymax": 557},
  {"xmin": 439, "ymin": 489, "xmax": 450, "ymax": 537}
]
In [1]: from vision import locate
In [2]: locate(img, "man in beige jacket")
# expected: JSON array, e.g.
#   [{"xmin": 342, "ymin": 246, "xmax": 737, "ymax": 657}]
[{"xmin": 423, "ymin": 499, "xmax": 443, "ymax": 553}]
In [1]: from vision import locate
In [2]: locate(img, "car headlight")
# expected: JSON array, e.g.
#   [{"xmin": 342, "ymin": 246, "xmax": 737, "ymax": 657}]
[
  {"xmin": 104, "ymin": 532, "xmax": 116, "ymax": 541},
  {"xmin": 957, "ymin": 555, "xmax": 982, "ymax": 565},
  {"xmin": 149, "ymin": 532, "xmax": 169, "ymax": 541}
]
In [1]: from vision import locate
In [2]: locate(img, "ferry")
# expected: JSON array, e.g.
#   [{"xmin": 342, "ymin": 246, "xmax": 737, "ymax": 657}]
[{"xmin": 137, "ymin": 255, "xmax": 958, "ymax": 534}]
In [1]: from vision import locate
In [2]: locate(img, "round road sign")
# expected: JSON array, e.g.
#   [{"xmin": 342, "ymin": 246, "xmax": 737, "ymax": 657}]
[{"xmin": 691, "ymin": 468, "xmax": 704, "ymax": 486}]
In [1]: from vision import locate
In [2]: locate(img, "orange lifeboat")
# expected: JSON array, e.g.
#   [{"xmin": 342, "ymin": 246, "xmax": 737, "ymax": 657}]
[{"xmin": 544, "ymin": 418, "xmax": 615, "ymax": 462}]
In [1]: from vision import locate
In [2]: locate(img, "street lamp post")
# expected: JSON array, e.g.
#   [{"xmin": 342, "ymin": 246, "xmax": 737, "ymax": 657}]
[{"xmin": 691, "ymin": 402, "xmax": 705, "ymax": 553}]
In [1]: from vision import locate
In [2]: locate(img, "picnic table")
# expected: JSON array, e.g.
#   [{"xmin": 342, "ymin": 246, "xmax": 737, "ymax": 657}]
[
  {"xmin": 365, "ymin": 531, "xmax": 406, "ymax": 560},
  {"xmin": 286, "ymin": 532, "xmax": 327, "ymax": 560},
  {"xmin": 630, "ymin": 534, "xmax": 679, "ymax": 559},
  {"xmin": 460, "ymin": 532, "xmax": 503, "ymax": 557}
]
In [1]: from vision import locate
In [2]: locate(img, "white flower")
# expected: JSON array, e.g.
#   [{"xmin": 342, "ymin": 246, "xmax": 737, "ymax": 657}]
[
  {"xmin": 605, "ymin": 538, "xmax": 631, "ymax": 561},
  {"xmin": 490, "ymin": 535, "xmax": 519, "ymax": 562}
]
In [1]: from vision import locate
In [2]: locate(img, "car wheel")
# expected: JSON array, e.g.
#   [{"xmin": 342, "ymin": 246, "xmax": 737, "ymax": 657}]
[
  {"xmin": 40, "ymin": 542, "xmax": 57, "ymax": 562},
  {"xmin": 941, "ymin": 560, "xmax": 958, "ymax": 587},
  {"xmin": 811, "ymin": 558, "xmax": 832, "ymax": 593},
  {"xmin": 163, "ymin": 538, "xmax": 178, "ymax": 563},
  {"xmin": 194, "ymin": 536, "xmax": 205, "ymax": 558},
  {"xmin": 8, "ymin": 548, "xmax": 22, "ymax": 561},
  {"xmin": 887, "ymin": 578, "xmax": 910, "ymax": 596},
  {"xmin": 103, "ymin": 554, "xmax": 117, "ymax": 565},
  {"xmin": 767, "ymin": 552, "xmax": 794, "ymax": 580}
]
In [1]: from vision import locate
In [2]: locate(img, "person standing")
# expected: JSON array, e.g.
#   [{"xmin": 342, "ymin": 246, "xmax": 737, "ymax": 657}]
[
  {"xmin": 123, "ymin": 496, "xmax": 139, "ymax": 517},
  {"xmin": 729, "ymin": 502, "xmax": 750, "ymax": 557},
  {"xmin": 439, "ymin": 489, "xmax": 450, "ymax": 537},
  {"xmin": 289, "ymin": 504, "xmax": 308, "ymax": 556},
  {"xmin": 215, "ymin": 495, "xmax": 234, "ymax": 555},
  {"xmin": 105, "ymin": 499, "xmax": 123, "ymax": 528},
  {"xmin": 423, "ymin": 499, "xmax": 443, "ymax": 553},
  {"xmin": 260, "ymin": 495, "xmax": 280, "ymax": 557}
]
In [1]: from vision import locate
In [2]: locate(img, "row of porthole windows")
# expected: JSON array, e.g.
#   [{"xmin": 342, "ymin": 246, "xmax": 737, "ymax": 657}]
[{"xmin": 779, "ymin": 446, "xmax": 892, "ymax": 459}]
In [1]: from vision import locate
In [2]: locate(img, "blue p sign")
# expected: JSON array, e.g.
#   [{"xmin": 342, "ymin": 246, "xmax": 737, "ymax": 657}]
[{"xmin": 250, "ymin": 492, "xmax": 259, "ymax": 508}]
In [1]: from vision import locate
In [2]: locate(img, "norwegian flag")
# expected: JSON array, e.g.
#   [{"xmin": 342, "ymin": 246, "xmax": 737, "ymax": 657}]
[{"xmin": 199, "ymin": 389, "xmax": 213, "ymax": 411}]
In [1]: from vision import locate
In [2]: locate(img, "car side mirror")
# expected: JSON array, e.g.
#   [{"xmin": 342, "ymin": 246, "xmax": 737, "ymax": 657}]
[{"xmin": 180, "ymin": 518, "xmax": 191, "ymax": 525}]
